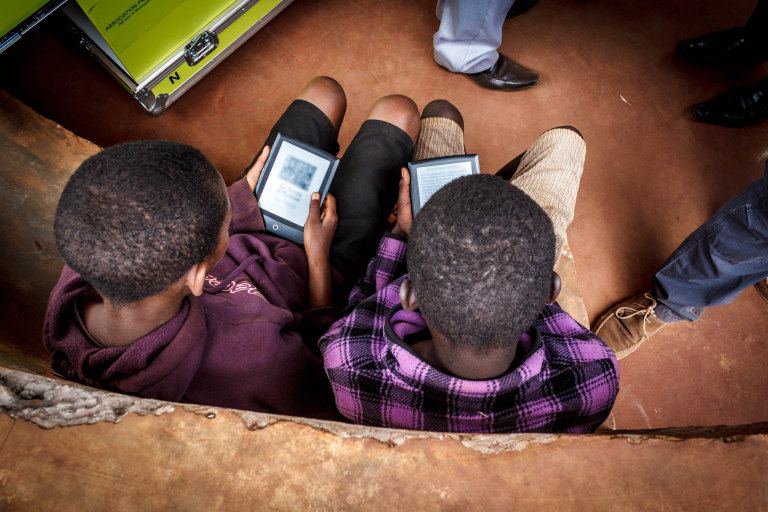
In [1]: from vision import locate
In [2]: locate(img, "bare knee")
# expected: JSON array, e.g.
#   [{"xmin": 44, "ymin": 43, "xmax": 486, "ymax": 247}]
[
  {"xmin": 298, "ymin": 76, "xmax": 347, "ymax": 134},
  {"xmin": 421, "ymin": 100, "xmax": 464, "ymax": 131},
  {"xmin": 366, "ymin": 95, "xmax": 421, "ymax": 144}
]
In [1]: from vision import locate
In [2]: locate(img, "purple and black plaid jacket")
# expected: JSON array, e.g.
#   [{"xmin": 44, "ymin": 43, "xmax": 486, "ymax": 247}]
[{"xmin": 319, "ymin": 234, "xmax": 620, "ymax": 433}]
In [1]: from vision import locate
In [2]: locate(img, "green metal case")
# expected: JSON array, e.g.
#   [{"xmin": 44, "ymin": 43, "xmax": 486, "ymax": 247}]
[
  {"xmin": 64, "ymin": 0, "xmax": 293, "ymax": 115},
  {"xmin": 1, "ymin": 0, "xmax": 293, "ymax": 115}
]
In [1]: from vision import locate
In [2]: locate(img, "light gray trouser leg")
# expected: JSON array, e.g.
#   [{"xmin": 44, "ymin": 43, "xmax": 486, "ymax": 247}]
[{"xmin": 433, "ymin": 0, "xmax": 516, "ymax": 74}]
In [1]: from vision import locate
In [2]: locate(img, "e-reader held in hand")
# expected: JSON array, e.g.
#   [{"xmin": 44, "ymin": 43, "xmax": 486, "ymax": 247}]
[
  {"xmin": 254, "ymin": 133, "xmax": 339, "ymax": 245},
  {"xmin": 408, "ymin": 154, "xmax": 480, "ymax": 216}
]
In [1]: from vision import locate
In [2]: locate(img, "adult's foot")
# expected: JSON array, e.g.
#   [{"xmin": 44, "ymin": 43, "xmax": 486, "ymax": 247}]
[
  {"xmin": 694, "ymin": 76, "xmax": 768, "ymax": 128},
  {"xmin": 677, "ymin": 27, "xmax": 767, "ymax": 67},
  {"xmin": 756, "ymin": 278, "xmax": 768, "ymax": 305},
  {"xmin": 464, "ymin": 54, "xmax": 539, "ymax": 91},
  {"xmin": 506, "ymin": 0, "xmax": 539, "ymax": 19},
  {"xmin": 594, "ymin": 292, "xmax": 669, "ymax": 360}
]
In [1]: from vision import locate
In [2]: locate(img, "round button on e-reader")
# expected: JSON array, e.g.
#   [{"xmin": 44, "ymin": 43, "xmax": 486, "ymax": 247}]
[{"xmin": 272, "ymin": 224, "xmax": 279, "ymax": 231}]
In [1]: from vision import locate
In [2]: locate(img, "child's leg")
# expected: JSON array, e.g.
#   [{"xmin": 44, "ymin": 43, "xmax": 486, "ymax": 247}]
[
  {"xmin": 413, "ymin": 100, "xmax": 466, "ymax": 161},
  {"xmin": 507, "ymin": 127, "xmax": 586, "ymax": 265},
  {"xmin": 242, "ymin": 76, "xmax": 347, "ymax": 175},
  {"xmin": 328, "ymin": 95, "xmax": 420, "ymax": 285}
]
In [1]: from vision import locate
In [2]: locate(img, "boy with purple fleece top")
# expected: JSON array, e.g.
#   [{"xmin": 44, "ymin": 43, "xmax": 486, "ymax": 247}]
[
  {"xmin": 44, "ymin": 77, "xmax": 423, "ymax": 420},
  {"xmin": 319, "ymin": 102, "xmax": 619, "ymax": 433},
  {"xmin": 44, "ymin": 142, "xmax": 345, "ymax": 419}
]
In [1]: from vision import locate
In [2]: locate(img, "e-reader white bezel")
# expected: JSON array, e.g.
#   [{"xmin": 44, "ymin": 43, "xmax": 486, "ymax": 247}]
[
  {"xmin": 254, "ymin": 132, "xmax": 340, "ymax": 245},
  {"xmin": 408, "ymin": 154, "xmax": 480, "ymax": 217}
]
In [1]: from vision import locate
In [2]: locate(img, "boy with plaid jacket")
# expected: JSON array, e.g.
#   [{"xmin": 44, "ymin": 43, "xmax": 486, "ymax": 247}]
[{"xmin": 319, "ymin": 101, "xmax": 619, "ymax": 433}]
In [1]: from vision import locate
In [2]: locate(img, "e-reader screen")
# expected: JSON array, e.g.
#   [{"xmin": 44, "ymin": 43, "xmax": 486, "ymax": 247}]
[
  {"xmin": 416, "ymin": 160, "xmax": 474, "ymax": 208},
  {"xmin": 258, "ymin": 141, "xmax": 332, "ymax": 227}
]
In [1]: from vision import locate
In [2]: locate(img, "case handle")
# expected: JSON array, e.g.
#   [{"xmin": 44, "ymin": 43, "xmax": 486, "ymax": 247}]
[{"xmin": 184, "ymin": 31, "xmax": 219, "ymax": 66}]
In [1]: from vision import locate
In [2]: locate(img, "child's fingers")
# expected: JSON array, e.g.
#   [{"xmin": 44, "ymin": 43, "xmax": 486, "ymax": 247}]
[
  {"xmin": 246, "ymin": 146, "xmax": 271, "ymax": 191},
  {"xmin": 307, "ymin": 192, "xmax": 322, "ymax": 221},
  {"xmin": 320, "ymin": 193, "xmax": 337, "ymax": 225},
  {"xmin": 392, "ymin": 168, "xmax": 413, "ymax": 237},
  {"xmin": 255, "ymin": 145, "xmax": 270, "ymax": 166},
  {"xmin": 398, "ymin": 168, "xmax": 411, "ymax": 204},
  {"xmin": 398, "ymin": 169, "xmax": 412, "ymax": 211},
  {"xmin": 323, "ymin": 193, "xmax": 337, "ymax": 215}
]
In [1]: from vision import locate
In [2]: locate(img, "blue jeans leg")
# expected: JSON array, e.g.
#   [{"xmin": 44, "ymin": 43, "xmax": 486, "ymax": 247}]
[{"xmin": 652, "ymin": 163, "xmax": 768, "ymax": 323}]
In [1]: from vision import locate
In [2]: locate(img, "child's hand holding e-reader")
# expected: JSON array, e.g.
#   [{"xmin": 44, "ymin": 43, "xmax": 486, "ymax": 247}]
[
  {"xmin": 408, "ymin": 155, "xmax": 481, "ymax": 216},
  {"xmin": 254, "ymin": 133, "xmax": 340, "ymax": 245}
]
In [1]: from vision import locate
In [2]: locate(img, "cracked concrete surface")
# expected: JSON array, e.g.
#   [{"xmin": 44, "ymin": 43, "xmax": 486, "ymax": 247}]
[
  {"xmin": 0, "ymin": 365, "xmax": 767, "ymax": 511},
  {"xmin": 0, "ymin": 369, "xmax": 176, "ymax": 429},
  {"xmin": 2, "ymin": 367, "xmax": 767, "ymax": 453},
  {"xmin": 0, "ymin": 367, "xmax": 564, "ymax": 454}
]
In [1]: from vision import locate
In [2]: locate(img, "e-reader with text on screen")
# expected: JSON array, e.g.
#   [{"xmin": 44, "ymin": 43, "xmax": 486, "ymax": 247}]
[
  {"xmin": 255, "ymin": 133, "xmax": 340, "ymax": 245},
  {"xmin": 408, "ymin": 154, "xmax": 481, "ymax": 216}
]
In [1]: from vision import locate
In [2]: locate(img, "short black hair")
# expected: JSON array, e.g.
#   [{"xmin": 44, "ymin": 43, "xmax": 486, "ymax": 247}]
[
  {"xmin": 55, "ymin": 141, "xmax": 228, "ymax": 306},
  {"xmin": 407, "ymin": 174, "xmax": 555, "ymax": 352}
]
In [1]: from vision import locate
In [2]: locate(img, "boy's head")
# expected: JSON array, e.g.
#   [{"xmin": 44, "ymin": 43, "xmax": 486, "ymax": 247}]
[
  {"xmin": 55, "ymin": 141, "xmax": 230, "ymax": 307},
  {"xmin": 404, "ymin": 173, "xmax": 557, "ymax": 379}
]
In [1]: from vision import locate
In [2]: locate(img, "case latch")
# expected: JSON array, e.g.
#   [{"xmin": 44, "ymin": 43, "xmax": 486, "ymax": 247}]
[{"xmin": 184, "ymin": 31, "xmax": 219, "ymax": 66}]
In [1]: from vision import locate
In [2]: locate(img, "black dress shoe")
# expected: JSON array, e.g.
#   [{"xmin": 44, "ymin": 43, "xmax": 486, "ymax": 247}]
[
  {"xmin": 506, "ymin": 0, "xmax": 539, "ymax": 19},
  {"xmin": 464, "ymin": 54, "xmax": 539, "ymax": 91},
  {"xmin": 694, "ymin": 77, "xmax": 768, "ymax": 127},
  {"xmin": 677, "ymin": 27, "xmax": 766, "ymax": 67}
]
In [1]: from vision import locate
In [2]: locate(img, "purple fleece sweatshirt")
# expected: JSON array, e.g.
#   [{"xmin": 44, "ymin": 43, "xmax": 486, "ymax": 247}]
[{"xmin": 43, "ymin": 178, "xmax": 344, "ymax": 421}]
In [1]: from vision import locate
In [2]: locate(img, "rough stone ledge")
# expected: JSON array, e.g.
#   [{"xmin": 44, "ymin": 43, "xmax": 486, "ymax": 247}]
[{"xmin": 1, "ymin": 367, "xmax": 766, "ymax": 455}]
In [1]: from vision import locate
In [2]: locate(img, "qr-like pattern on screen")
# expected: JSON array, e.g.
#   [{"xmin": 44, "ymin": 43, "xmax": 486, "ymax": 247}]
[{"xmin": 279, "ymin": 156, "xmax": 317, "ymax": 191}]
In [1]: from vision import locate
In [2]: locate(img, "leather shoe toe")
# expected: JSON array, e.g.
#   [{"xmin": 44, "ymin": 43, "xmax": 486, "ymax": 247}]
[
  {"xmin": 464, "ymin": 54, "xmax": 539, "ymax": 92},
  {"xmin": 677, "ymin": 26, "xmax": 766, "ymax": 67},
  {"xmin": 694, "ymin": 77, "xmax": 768, "ymax": 127},
  {"xmin": 693, "ymin": 103, "xmax": 712, "ymax": 120}
]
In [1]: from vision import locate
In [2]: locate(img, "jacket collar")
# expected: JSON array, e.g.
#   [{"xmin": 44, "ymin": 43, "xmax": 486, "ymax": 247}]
[{"xmin": 383, "ymin": 303, "xmax": 543, "ymax": 379}]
